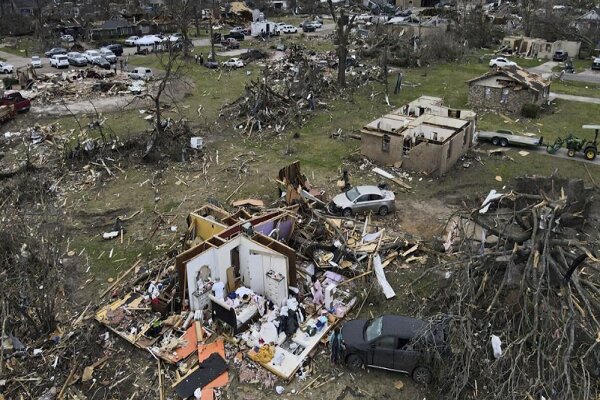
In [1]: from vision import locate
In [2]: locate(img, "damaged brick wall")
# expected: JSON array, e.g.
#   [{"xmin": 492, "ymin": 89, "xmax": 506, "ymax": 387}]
[{"xmin": 468, "ymin": 84, "xmax": 543, "ymax": 114}]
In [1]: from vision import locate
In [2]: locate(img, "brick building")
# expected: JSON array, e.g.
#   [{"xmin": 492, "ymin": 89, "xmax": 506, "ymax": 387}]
[{"xmin": 467, "ymin": 67, "xmax": 550, "ymax": 114}]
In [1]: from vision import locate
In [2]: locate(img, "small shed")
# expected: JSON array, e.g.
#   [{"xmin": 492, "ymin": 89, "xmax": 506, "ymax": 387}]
[{"xmin": 467, "ymin": 67, "xmax": 550, "ymax": 114}]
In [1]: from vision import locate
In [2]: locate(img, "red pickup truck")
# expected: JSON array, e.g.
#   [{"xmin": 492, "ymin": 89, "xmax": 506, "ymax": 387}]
[{"xmin": 1, "ymin": 91, "xmax": 31, "ymax": 112}]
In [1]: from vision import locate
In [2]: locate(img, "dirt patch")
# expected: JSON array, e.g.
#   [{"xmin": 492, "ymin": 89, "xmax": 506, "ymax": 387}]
[{"xmin": 395, "ymin": 198, "xmax": 454, "ymax": 240}]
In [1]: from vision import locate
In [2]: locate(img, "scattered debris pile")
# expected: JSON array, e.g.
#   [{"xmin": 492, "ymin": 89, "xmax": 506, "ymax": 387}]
[
  {"xmin": 221, "ymin": 54, "xmax": 332, "ymax": 135},
  {"xmin": 19, "ymin": 70, "xmax": 142, "ymax": 106},
  {"xmin": 421, "ymin": 175, "xmax": 600, "ymax": 399}
]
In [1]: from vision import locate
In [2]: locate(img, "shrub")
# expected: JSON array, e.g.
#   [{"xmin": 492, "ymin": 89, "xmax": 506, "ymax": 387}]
[{"xmin": 521, "ymin": 103, "xmax": 540, "ymax": 119}]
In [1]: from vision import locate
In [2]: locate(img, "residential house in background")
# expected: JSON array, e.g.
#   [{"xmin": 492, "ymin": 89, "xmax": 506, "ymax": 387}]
[
  {"xmin": 395, "ymin": 0, "xmax": 438, "ymax": 8},
  {"xmin": 574, "ymin": 8, "xmax": 600, "ymax": 30},
  {"xmin": 91, "ymin": 18, "xmax": 136, "ymax": 39},
  {"xmin": 467, "ymin": 67, "xmax": 550, "ymax": 114},
  {"xmin": 10, "ymin": 0, "xmax": 35, "ymax": 16},
  {"xmin": 361, "ymin": 96, "xmax": 477, "ymax": 176}
]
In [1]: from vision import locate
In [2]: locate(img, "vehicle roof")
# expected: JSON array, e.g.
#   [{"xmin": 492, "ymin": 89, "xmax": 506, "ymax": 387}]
[
  {"xmin": 353, "ymin": 185, "xmax": 383, "ymax": 195},
  {"xmin": 380, "ymin": 315, "xmax": 427, "ymax": 338}
]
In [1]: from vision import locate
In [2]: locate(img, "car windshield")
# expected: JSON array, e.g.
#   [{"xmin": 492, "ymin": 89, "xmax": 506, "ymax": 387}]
[
  {"xmin": 345, "ymin": 187, "xmax": 361, "ymax": 202},
  {"xmin": 365, "ymin": 317, "xmax": 383, "ymax": 342}
]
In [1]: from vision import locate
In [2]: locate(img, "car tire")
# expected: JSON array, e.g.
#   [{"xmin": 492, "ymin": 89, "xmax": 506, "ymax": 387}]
[
  {"xmin": 500, "ymin": 138, "xmax": 509, "ymax": 147},
  {"xmin": 491, "ymin": 64, "xmax": 497, "ymax": 69},
  {"xmin": 345, "ymin": 354, "xmax": 363, "ymax": 371},
  {"xmin": 491, "ymin": 137, "xmax": 499, "ymax": 146},
  {"xmin": 342, "ymin": 208, "xmax": 353, "ymax": 218},
  {"xmin": 378, "ymin": 206, "xmax": 388, "ymax": 216},
  {"xmin": 412, "ymin": 366, "xmax": 432, "ymax": 384}
]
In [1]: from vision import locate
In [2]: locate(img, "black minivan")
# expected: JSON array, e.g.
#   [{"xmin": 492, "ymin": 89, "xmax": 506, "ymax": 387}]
[
  {"xmin": 553, "ymin": 50, "xmax": 569, "ymax": 62},
  {"xmin": 342, "ymin": 315, "xmax": 448, "ymax": 384},
  {"xmin": 106, "ymin": 44, "xmax": 123, "ymax": 57}
]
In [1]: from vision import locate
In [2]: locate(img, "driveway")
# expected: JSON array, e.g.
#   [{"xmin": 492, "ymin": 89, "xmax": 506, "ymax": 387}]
[
  {"xmin": 528, "ymin": 61, "xmax": 559, "ymax": 79},
  {"xmin": 0, "ymin": 49, "xmax": 32, "ymax": 69},
  {"xmin": 550, "ymin": 92, "xmax": 600, "ymax": 105},
  {"xmin": 30, "ymin": 95, "xmax": 144, "ymax": 116},
  {"xmin": 527, "ymin": 60, "xmax": 600, "ymax": 84}
]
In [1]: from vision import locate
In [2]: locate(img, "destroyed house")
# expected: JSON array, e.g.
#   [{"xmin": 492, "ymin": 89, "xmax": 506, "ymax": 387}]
[
  {"xmin": 176, "ymin": 206, "xmax": 298, "ymax": 330},
  {"xmin": 467, "ymin": 67, "xmax": 550, "ymax": 114},
  {"xmin": 361, "ymin": 96, "xmax": 476, "ymax": 176},
  {"xmin": 501, "ymin": 36, "xmax": 581, "ymax": 60}
]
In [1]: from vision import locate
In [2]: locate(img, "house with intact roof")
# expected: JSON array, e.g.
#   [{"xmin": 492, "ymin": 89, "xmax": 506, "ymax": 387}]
[{"xmin": 467, "ymin": 66, "xmax": 550, "ymax": 114}]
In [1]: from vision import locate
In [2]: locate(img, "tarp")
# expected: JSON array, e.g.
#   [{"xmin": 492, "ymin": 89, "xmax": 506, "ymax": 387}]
[
  {"xmin": 373, "ymin": 254, "xmax": 395, "ymax": 299},
  {"xmin": 134, "ymin": 35, "xmax": 163, "ymax": 45}
]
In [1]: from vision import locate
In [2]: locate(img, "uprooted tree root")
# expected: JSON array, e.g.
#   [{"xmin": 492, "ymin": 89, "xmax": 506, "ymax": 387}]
[{"xmin": 415, "ymin": 175, "xmax": 600, "ymax": 399}]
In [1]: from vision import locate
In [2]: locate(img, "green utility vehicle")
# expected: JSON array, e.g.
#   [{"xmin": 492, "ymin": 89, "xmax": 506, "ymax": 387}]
[{"xmin": 546, "ymin": 125, "xmax": 599, "ymax": 161}]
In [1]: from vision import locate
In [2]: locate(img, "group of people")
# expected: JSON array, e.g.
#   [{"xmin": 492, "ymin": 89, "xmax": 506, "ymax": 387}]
[{"xmin": 193, "ymin": 53, "xmax": 205, "ymax": 65}]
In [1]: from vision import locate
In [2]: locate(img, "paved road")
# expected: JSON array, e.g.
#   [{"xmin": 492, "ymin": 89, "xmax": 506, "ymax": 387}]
[
  {"xmin": 528, "ymin": 60, "xmax": 600, "ymax": 84},
  {"xmin": 550, "ymin": 92, "xmax": 600, "ymax": 105}
]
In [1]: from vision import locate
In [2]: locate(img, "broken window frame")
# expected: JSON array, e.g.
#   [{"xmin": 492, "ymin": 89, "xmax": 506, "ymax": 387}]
[
  {"xmin": 500, "ymin": 88, "xmax": 509, "ymax": 104},
  {"xmin": 484, "ymin": 87, "xmax": 492, "ymax": 99},
  {"xmin": 382, "ymin": 134, "xmax": 391, "ymax": 153}
]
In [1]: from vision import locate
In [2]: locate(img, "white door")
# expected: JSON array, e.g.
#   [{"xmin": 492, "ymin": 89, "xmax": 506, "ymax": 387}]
[{"xmin": 248, "ymin": 251, "xmax": 288, "ymax": 296}]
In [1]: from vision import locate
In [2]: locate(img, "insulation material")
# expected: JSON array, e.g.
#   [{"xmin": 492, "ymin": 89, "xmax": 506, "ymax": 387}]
[{"xmin": 373, "ymin": 254, "xmax": 396, "ymax": 299}]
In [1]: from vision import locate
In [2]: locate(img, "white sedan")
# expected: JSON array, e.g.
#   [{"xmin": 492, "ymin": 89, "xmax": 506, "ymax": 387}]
[
  {"xmin": 31, "ymin": 56, "xmax": 42, "ymax": 68},
  {"xmin": 222, "ymin": 58, "xmax": 244, "ymax": 68},
  {"xmin": 489, "ymin": 57, "xmax": 517, "ymax": 68},
  {"xmin": 280, "ymin": 24, "xmax": 298, "ymax": 34},
  {"xmin": 0, "ymin": 62, "xmax": 14, "ymax": 74}
]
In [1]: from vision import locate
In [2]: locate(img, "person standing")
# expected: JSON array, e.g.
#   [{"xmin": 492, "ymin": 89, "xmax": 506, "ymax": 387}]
[
  {"xmin": 199, "ymin": 53, "xmax": 204, "ymax": 65},
  {"xmin": 329, "ymin": 327, "xmax": 345, "ymax": 365}
]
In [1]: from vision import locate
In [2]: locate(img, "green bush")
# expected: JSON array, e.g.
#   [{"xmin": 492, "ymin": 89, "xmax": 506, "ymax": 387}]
[{"xmin": 521, "ymin": 103, "xmax": 540, "ymax": 119}]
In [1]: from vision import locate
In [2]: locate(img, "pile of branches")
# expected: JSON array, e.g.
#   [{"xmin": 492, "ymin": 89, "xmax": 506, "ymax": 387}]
[
  {"xmin": 418, "ymin": 175, "xmax": 600, "ymax": 399},
  {"xmin": 220, "ymin": 55, "xmax": 333, "ymax": 136}
]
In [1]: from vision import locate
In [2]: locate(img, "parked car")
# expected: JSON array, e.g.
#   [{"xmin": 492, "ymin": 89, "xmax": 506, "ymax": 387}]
[
  {"xmin": 552, "ymin": 50, "xmax": 569, "ymax": 62},
  {"xmin": 224, "ymin": 31, "xmax": 245, "ymax": 41},
  {"xmin": 342, "ymin": 315, "xmax": 447, "ymax": 384},
  {"xmin": 489, "ymin": 57, "xmax": 517, "ymax": 68},
  {"xmin": 204, "ymin": 60, "xmax": 219, "ymax": 69},
  {"xmin": 91, "ymin": 56, "xmax": 111, "ymax": 70},
  {"xmin": 221, "ymin": 38, "xmax": 240, "ymax": 49},
  {"xmin": 303, "ymin": 21, "xmax": 321, "ymax": 29},
  {"xmin": 1, "ymin": 91, "xmax": 31, "ymax": 112},
  {"xmin": 44, "ymin": 47, "xmax": 67, "ymax": 57},
  {"xmin": 328, "ymin": 185, "xmax": 395, "ymax": 217},
  {"xmin": 125, "ymin": 36, "xmax": 140, "ymax": 46},
  {"xmin": 280, "ymin": 24, "xmax": 298, "ymax": 34},
  {"xmin": 129, "ymin": 67, "xmax": 153, "ymax": 80},
  {"xmin": 302, "ymin": 24, "xmax": 316, "ymax": 32},
  {"xmin": 591, "ymin": 57, "xmax": 600, "ymax": 71},
  {"xmin": 30, "ymin": 56, "xmax": 42, "ymax": 68},
  {"xmin": 222, "ymin": 58, "xmax": 244, "ymax": 68},
  {"xmin": 0, "ymin": 62, "xmax": 14, "ymax": 74},
  {"xmin": 99, "ymin": 48, "xmax": 117, "ymax": 64},
  {"xmin": 105, "ymin": 44, "xmax": 123, "ymax": 56},
  {"xmin": 84, "ymin": 50, "xmax": 101, "ymax": 62},
  {"xmin": 67, "ymin": 52, "xmax": 87, "ymax": 66},
  {"xmin": 50, "ymin": 54, "xmax": 69, "ymax": 69}
]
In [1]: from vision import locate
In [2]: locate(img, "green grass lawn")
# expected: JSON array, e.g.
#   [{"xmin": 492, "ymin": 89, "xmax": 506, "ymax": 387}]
[
  {"xmin": 551, "ymin": 80, "xmax": 600, "ymax": 98},
  {"xmin": 52, "ymin": 47, "xmax": 600, "ymax": 291},
  {"xmin": 0, "ymin": 37, "xmax": 38, "ymax": 57}
]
